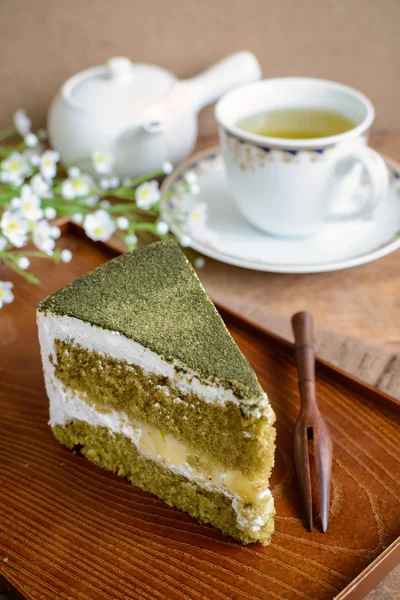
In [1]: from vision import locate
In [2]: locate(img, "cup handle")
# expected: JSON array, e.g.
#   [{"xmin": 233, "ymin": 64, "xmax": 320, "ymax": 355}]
[{"xmin": 328, "ymin": 147, "xmax": 388, "ymax": 221}]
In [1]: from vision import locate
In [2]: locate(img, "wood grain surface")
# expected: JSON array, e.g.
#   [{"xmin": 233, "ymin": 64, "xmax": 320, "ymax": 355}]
[{"xmin": 0, "ymin": 228, "xmax": 399, "ymax": 600}]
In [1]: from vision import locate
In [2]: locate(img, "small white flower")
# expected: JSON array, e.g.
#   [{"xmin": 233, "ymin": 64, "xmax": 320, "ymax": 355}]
[
  {"xmin": 194, "ymin": 257, "xmax": 206, "ymax": 269},
  {"xmin": 44, "ymin": 206, "xmax": 56, "ymax": 220},
  {"xmin": 0, "ymin": 236, "xmax": 7, "ymax": 251},
  {"xmin": 116, "ymin": 216, "xmax": 129, "ymax": 230},
  {"xmin": 10, "ymin": 197, "xmax": 21, "ymax": 209},
  {"xmin": 189, "ymin": 182, "xmax": 200, "ymax": 195},
  {"xmin": 40, "ymin": 150, "xmax": 60, "ymax": 180},
  {"xmin": 174, "ymin": 181, "xmax": 189, "ymax": 197},
  {"xmin": 136, "ymin": 180, "xmax": 160, "ymax": 210},
  {"xmin": 162, "ymin": 161, "xmax": 173, "ymax": 174},
  {"xmin": 60, "ymin": 249, "xmax": 73, "ymax": 263},
  {"xmin": 156, "ymin": 221, "xmax": 169, "ymax": 235},
  {"xmin": 125, "ymin": 233, "xmax": 138, "ymax": 247},
  {"xmin": 1, "ymin": 210, "xmax": 29, "ymax": 247},
  {"xmin": 37, "ymin": 128, "xmax": 48, "ymax": 141},
  {"xmin": 31, "ymin": 173, "xmax": 52, "ymax": 198},
  {"xmin": 24, "ymin": 133, "xmax": 38, "ymax": 148},
  {"xmin": 29, "ymin": 154, "xmax": 41, "ymax": 167},
  {"xmin": 83, "ymin": 209, "xmax": 116, "ymax": 242},
  {"xmin": 23, "ymin": 145, "xmax": 44, "ymax": 163},
  {"xmin": 187, "ymin": 202, "xmax": 207, "ymax": 232},
  {"xmin": 92, "ymin": 151, "xmax": 114, "ymax": 175},
  {"xmin": 17, "ymin": 256, "xmax": 30, "ymax": 270},
  {"xmin": 184, "ymin": 171, "xmax": 198, "ymax": 185},
  {"xmin": 1, "ymin": 152, "xmax": 32, "ymax": 185},
  {"xmin": 179, "ymin": 235, "xmax": 191, "ymax": 248},
  {"xmin": 67, "ymin": 167, "xmax": 80, "ymax": 178},
  {"xmin": 108, "ymin": 176, "xmax": 120, "ymax": 189},
  {"xmin": 100, "ymin": 176, "xmax": 119, "ymax": 190},
  {"xmin": 13, "ymin": 109, "xmax": 31, "ymax": 137},
  {"xmin": 62, "ymin": 171, "xmax": 93, "ymax": 200},
  {"xmin": 0, "ymin": 281, "xmax": 14, "ymax": 309},
  {"xmin": 72, "ymin": 213, "xmax": 84, "ymax": 224},
  {"xmin": 99, "ymin": 199, "xmax": 111, "ymax": 208},
  {"xmin": 19, "ymin": 185, "xmax": 43, "ymax": 222},
  {"xmin": 32, "ymin": 220, "xmax": 56, "ymax": 254},
  {"xmin": 100, "ymin": 177, "xmax": 111, "ymax": 190},
  {"xmin": 51, "ymin": 226, "xmax": 61, "ymax": 239},
  {"xmin": 83, "ymin": 196, "xmax": 98, "ymax": 207}
]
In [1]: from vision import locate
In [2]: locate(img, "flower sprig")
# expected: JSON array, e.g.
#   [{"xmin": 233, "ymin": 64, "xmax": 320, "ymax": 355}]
[{"xmin": 0, "ymin": 110, "xmax": 206, "ymax": 309}]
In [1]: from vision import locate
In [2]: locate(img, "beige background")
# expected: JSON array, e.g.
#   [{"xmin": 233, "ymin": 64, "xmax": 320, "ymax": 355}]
[{"xmin": 0, "ymin": 0, "xmax": 399, "ymax": 134}]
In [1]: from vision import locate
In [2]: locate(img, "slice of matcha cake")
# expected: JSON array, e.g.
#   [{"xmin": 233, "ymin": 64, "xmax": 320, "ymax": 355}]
[{"xmin": 37, "ymin": 241, "xmax": 276, "ymax": 544}]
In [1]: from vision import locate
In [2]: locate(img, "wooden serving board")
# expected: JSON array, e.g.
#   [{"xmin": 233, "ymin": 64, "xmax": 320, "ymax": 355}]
[{"xmin": 1, "ymin": 224, "xmax": 399, "ymax": 600}]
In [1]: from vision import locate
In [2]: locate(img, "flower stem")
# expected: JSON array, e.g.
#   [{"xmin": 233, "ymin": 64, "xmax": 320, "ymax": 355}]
[
  {"xmin": 45, "ymin": 201, "xmax": 91, "ymax": 214},
  {"xmin": 107, "ymin": 203, "xmax": 157, "ymax": 215},
  {"xmin": 62, "ymin": 158, "xmax": 90, "ymax": 170},
  {"xmin": 0, "ymin": 250, "xmax": 60, "ymax": 259},
  {"xmin": 0, "ymin": 126, "xmax": 17, "ymax": 141},
  {"xmin": 0, "ymin": 253, "xmax": 40, "ymax": 284},
  {"xmin": 0, "ymin": 147, "xmax": 14, "ymax": 157},
  {"xmin": 129, "ymin": 169, "xmax": 164, "ymax": 187},
  {"xmin": 131, "ymin": 222, "xmax": 159, "ymax": 232}
]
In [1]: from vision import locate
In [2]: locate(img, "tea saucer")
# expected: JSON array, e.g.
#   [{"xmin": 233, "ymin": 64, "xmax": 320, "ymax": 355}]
[{"xmin": 160, "ymin": 147, "xmax": 400, "ymax": 273}]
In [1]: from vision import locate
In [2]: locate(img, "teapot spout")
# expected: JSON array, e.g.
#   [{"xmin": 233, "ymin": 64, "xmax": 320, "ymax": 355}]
[{"xmin": 180, "ymin": 51, "xmax": 261, "ymax": 112}]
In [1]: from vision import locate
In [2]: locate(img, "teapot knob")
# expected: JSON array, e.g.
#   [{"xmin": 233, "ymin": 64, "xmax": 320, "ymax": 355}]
[{"xmin": 106, "ymin": 57, "xmax": 134, "ymax": 81}]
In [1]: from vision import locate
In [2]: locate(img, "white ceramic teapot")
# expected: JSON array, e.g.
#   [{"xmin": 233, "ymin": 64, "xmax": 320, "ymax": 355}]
[{"xmin": 48, "ymin": 52, "xmax": 261, "ymax": 177}]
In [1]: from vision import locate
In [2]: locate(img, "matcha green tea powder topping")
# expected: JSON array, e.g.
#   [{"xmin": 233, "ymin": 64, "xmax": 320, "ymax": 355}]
[{"xmin": 38, "ymin": 241, "xmax": 262, "ymax": 399}]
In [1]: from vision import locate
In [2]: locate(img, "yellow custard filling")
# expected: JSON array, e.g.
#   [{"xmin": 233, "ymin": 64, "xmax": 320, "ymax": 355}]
[{"xmin": 136, "ymin": 421, "xmax": 262, "ymax": 502}]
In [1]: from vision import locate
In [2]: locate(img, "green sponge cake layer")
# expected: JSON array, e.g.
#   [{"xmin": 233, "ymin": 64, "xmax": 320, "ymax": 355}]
[
  {"xmin": 37, "ymin": 242, "xmax": 276, "ymax": 544},
  {"xmin": 52, "ymin": 338, "xmax": 275, "ymax": 478},
  {"xmin": 53, "ymin": 420, "xmax": 275, "ymax": 545}
]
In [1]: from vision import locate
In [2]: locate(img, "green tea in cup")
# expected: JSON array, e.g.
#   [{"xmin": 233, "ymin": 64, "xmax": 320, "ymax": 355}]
[
  {"xmin": 216, "ymin": 77, "xmax": 387, "ymax": 237},
  {"xmin": 237, "ymin": 108, "xmax": 356, "ymax": 140}
]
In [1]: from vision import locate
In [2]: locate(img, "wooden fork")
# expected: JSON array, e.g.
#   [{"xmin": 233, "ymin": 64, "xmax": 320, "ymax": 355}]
[{"xmin": 291, "ymin": 311, "xmax": 333, "ymax": 533}]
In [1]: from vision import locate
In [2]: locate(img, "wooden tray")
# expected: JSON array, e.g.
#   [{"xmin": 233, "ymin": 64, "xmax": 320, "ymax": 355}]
[{"xmin": 1, "ymin": 223, "xmax": 399, "ymax": 600}]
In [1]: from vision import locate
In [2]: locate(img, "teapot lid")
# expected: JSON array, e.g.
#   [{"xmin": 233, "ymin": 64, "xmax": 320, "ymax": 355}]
[{"xmin": 63, "ymin": 57, "xmax": 175, "ymax": 112}]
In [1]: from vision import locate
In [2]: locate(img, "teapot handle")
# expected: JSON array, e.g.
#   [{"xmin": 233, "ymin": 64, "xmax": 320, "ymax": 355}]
[{"xmin": 183, "ymin": 51, "xmax": 262, "ymax": 111}]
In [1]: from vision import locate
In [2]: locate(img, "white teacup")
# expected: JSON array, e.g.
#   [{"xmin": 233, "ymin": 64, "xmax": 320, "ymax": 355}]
[{"xmin": 215, "ymin": 78, "xmax": 388, "ymax": 237}]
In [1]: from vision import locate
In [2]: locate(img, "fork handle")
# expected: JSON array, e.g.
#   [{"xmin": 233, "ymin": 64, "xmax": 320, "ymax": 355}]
[{"xmin": 291, "ymin": 312, "xmax": 317, "ymax": 408}]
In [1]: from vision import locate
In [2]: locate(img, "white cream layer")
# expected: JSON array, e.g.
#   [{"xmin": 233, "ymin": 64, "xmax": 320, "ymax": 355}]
[
  {"xmin": 37, "ymin": 311, "xmax": 275, "ymax": 533},
  {"xmin": 48, "ymin": 384, "xmax": 274, "ymax": 532},
  {"xmin": 37, "ymin": 312, "xmax": 274, "ymax": 420}
]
